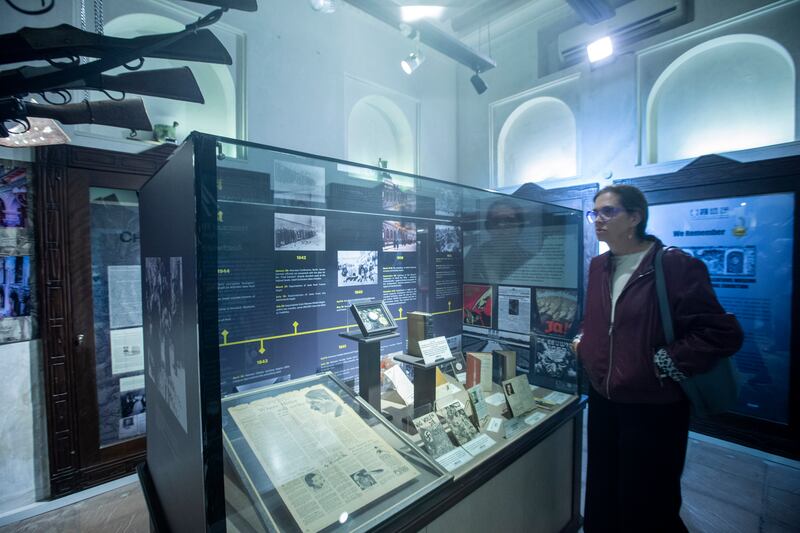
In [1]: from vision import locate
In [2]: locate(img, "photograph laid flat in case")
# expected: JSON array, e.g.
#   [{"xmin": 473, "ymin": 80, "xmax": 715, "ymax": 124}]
[{"xmin": 227, "ymin": 383, "xmax": 418, "ymax": 532}]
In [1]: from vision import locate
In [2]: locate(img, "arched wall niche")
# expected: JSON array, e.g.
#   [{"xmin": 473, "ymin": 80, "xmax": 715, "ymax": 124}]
[
  {"xmin": 86, "ymin": 13, "xmax": 238, "ymax": 147},
  {"xmin": 497, "ymin": 96, "xmax": 577, "ymax": 187},
  {"xmin": 646, "ymin": 34, "xmax": 795, "ymax": 164},
  {"xmin": 347, "ymin": 95, "xmax": 416, "ymax": 174}
]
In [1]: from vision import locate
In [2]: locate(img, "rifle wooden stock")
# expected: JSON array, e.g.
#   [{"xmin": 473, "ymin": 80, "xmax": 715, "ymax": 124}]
[
  {"xmin": 0, "ymin": 25, "xmax": 231, "ymax": 66},
  {"xmin": 26, "ymin": 99, "xmax": 152, "ymax": 131},
  {"xmin": 100, "ymin": 67, "xmax": 205, "ymax": 104},
  {"xmin": 0, "ymin": 66, "xmax": 204, "ymax": 103},
  {"xmin": 185, "ymin": 0, "xmax": 258, "ymax": 11}
]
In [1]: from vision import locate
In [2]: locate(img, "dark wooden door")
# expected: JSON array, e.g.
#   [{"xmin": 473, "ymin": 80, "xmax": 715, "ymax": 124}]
[{"xmin": 36, "ymin": 144, "xmax": 173, "ymax": 496}]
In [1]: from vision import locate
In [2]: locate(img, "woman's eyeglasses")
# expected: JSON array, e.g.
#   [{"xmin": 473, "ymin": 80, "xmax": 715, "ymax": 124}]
[{"xmin": 586, "ymin": 206, "xmax": 627, "ymax": 224}]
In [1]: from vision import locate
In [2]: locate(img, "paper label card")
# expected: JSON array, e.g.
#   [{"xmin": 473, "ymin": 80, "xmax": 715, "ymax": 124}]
[
  {"xmin": 462, "ymin": 434, "xmax": 496, "ymax": 456},
  {"xmin": 485, "ymin": 392, "xmax": 506, "ymax": 407},
  {"xmin": 418, "ymin": 336, "xmax": 453, "ymax": 366},
  {"xmin": 487, "ymin": 417, "xmax": 503, "ymax": 433},
  {"xmin": 524, "ymin": 412, "xmax": 547, "ymax": 426},
  {"xmin": 543, "ymin": 391, "xmax": 571, "ymax": 405},
  {"xmin": 436, "ymin": 447, "xmax": 473, "ymax": 472}
]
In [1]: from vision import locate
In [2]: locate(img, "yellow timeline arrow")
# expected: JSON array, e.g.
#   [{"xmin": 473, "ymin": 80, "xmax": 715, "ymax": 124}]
[
  {"xmin": 448, "ymin": 300, "xmax": 452, "ymax": 311},
  {"xmin": 217, "ymin": 210, "xmax": 224, "ymax": 223},
  {"xmin": 221, "ymin": 329, "xmax": 229, "ymax": 344},
  {"xmin": 398, "ymin": 307, "xmax": 403, "ymax": 318},
  {"xmin": 293, "ymin": 321, "xmax": 299, "ymax": 334},
  {"xmin": 258, "ymin": 339, "xmax": 266, "ymax": 354}
]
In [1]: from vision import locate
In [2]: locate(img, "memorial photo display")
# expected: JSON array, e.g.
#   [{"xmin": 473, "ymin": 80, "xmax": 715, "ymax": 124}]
[{"xmin": 649, "ymin": 192, "xmax": 795, "ymax": 424}]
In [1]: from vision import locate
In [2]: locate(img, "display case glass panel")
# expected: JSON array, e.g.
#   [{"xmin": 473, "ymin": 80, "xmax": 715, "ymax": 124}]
[
  {"xmin": 140, "ymin": 133, "xmax": 585, "ymax": 532},
  {"xmin": 222, "ymin": 372, "xmax": 447, "ymax": 532}
]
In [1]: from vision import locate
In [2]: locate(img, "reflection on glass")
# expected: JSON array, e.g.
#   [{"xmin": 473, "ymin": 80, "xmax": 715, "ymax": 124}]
[{"xmin": 90, "ymin": 187, "xmax": 146, "ymax": 447}]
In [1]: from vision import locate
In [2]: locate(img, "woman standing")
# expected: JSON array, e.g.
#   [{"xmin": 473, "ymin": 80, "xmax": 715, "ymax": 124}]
[{"xmin": 575, "ymin": 185, "xmax": 742, "ymax": 532}]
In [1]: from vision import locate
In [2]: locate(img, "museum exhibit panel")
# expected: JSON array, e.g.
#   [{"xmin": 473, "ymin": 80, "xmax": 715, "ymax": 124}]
[
  {"xmin": 616, "ymin": 154, "xmax": 800, "ymax": 458},
  {"xmin": 138, "ymin": 132, "xmax": 586, "ymax": 532}
]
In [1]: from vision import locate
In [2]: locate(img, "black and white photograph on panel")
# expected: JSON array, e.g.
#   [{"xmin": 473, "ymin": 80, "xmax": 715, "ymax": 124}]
[
  {"xmin": 382, "ymin": 175, "xmax": 416, "ymax": 213},
  {"xmin": 144, "ymin": 256, "xmax": 188, "ymax": 432},
  {"xmin": 382, "ymin": 220, "xmax": 417, "ymax": 252},
  {"xmin": 120, "ymin": 384, "xmax": 147, "ymax": 418},
  {"xmin": 435, "ymin": 188, "xmax": 460, "ymax": 217},
  {"xmin": 337, "ymin": 251, "xmax": 378, "ymax": 286},
  {"xmin": 117, "ymin": 374, "xmax": 146, "ymax": 440},
  {"xmin": 272, "ymin": 159, "xmax": 326, "ymax": 206},
  {"xmin": 682, "ymin": 245, "xmax": 756, "ymax": 276},
  {"xmin": 435, "ymin": 224, "xmax": 461, "ymax": 253},
  {"xmin": 274, "ymin": 213, "xmax": 326, "ymax": 251}
]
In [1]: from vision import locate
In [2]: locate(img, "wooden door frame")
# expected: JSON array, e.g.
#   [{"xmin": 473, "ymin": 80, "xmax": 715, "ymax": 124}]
[{"xmin": 35, "ymin": 143, "xmax": 174, "ymax": 497}]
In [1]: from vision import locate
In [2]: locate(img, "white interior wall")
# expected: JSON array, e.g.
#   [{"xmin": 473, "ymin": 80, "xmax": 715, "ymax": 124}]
[
  {"xmin": 0, "ymin": 341, "xmax": 47, "ymax": 516},
  {"xmin": 0, "ymin": 0, "xmax": 458, "ymax": 180},
  {"xmin": 456, "ymin": 0, "xmax": 800, "ymax": 190}
]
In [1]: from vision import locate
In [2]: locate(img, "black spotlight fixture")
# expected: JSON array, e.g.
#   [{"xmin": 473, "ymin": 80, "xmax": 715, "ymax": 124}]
[{"xmin": 470, "ymin": 71, "xmax": 487, "ymax": 95}]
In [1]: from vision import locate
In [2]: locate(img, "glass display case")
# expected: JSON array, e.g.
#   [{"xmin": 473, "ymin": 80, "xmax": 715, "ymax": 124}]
[
  {"xmin": 221, "ymin": 372, "xmax": 447, "ymax": 532},
  {"xmin": 138, "ymin": 133, "xmax": 586, "ymax": 533}
]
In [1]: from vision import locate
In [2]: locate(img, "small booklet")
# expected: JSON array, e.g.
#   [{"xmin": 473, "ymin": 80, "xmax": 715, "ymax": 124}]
[
  {"xmin": 440, "ymin": 401, "xmax": 478, "ymax": 446},
  {"xmin": 413, "ymin": 411, "xmax": 456, "ymax": 459},
  {"xmin": 502, "ymin": 374, "xmax": 537, "ymax": 417}
]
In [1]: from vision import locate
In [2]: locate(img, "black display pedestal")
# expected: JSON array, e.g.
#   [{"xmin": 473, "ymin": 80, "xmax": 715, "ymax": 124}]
[
  {"xmin": 339, "ymin": 331, "xmax": 400, "ymax": 411},
  {"xmin": 393, "ymin": 352, "xmax": 455, "ymax": 414}
]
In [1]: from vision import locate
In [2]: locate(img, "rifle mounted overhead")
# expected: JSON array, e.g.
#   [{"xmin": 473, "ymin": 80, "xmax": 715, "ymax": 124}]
[
  {"xmin": 0, "ymin": 97, "xmax": 153, "ymax": 137},
  {"xmin": 0, "ymin": 25, "xmax": 232, "ymax": 66},
  {"xmin": 0, "ymin": 0, "xmax": 259, "ymax": 143},
  {"xmin": 0, "ymin": 66, "xmax": 205, "ymax": 104}
]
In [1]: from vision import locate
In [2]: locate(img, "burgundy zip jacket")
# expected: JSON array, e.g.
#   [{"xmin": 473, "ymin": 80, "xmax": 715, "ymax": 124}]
[{"xmin": 578, "ymin": 239, "xmax": 744, "ymax": 404}]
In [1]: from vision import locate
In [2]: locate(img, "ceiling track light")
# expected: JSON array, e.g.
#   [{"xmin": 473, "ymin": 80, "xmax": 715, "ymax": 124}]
[
  {"xmin": 470, "ymin": 71, "xmax": 487, "ymax": 95},
  {"xmin": 401, "ymin": 32, "xmax": 425, "ymax": 75}
]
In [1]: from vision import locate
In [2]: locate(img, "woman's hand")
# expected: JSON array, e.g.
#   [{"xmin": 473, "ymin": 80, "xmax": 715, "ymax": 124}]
[{"xmin": 570, "ymin": 334, "xmax": 582, "ymax": 355}]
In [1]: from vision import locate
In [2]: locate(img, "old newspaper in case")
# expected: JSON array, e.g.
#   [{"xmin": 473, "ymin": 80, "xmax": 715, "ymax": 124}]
[{"xmin": 227, "ymin": 384, "xmax": 418, "ymax": 532}]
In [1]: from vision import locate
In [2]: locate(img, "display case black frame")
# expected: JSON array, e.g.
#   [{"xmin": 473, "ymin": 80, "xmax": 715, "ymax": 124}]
[{"xmin": 350, "ymin": 300, "xmax": 398, "ymax": 337}]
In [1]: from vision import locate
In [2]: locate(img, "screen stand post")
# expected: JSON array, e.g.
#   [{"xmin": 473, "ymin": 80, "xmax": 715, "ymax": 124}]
[
  {"xmin": 339, "ymin": 331, "xmax": 400, "ymax": 411},
  {"xmin": 393, "ymin": 353, "xmax": 456, "ymax": 417}
]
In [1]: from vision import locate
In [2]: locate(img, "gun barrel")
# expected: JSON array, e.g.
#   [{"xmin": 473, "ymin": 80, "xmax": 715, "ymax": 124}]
[{"xmin": 26, "ymin": 99, "xmax": 152, "ymax": 131}]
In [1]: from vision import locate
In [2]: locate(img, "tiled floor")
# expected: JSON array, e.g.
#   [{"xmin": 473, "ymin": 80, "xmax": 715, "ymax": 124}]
[
  {"xmin": 578, "ymin": 429, "xmax": 800, "ymax": 533},
  {"xmin": 2, "ymin": 432, "xmax": 798, "ymax": 532},
  {"xmin": 0, "ymin": 483, "xmax": 148, "ymax": 533}
]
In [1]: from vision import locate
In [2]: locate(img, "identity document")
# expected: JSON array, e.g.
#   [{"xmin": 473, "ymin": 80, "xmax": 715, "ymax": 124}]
[{"xmin": 227, "ymin": 384, "xmax": 418, "ymax": 532}]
